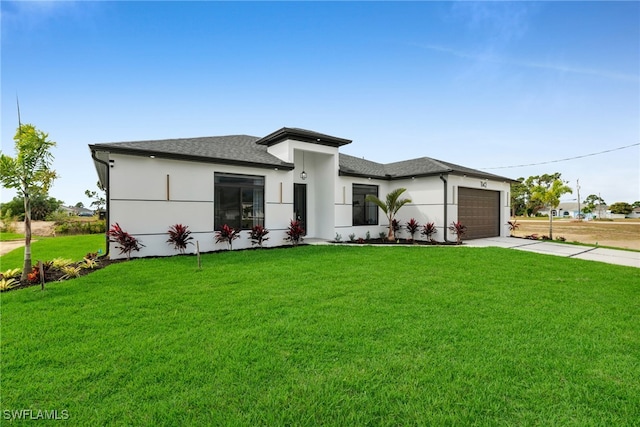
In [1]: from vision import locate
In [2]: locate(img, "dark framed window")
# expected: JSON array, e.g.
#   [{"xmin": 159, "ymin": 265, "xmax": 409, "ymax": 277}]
[
  {"xmin": 352, "ymin": 184, "xmax": 378, "ymax": 226},
  {"xmin": 214, "ymin": 173, "xmax": 264, "ymax": 230}
]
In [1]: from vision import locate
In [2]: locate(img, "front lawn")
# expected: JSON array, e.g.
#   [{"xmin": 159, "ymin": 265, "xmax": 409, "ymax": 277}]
[
  {"xmin": 2, "ymin": 245, "xmax": 639, "ymax": 425},
  {"xmin": 0, "ymin": 232, "xmax": 24, "ymax": 242},
  {"xmin": 0, "ymin": 234, "xmax": 105, "ymax": 270}
]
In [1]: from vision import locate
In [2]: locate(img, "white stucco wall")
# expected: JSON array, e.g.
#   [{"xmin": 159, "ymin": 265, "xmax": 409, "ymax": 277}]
[
  {"xmin": 108, "ymin": 154, "xmax": 298, "ymax": 258},
  {"xmin": 333, "ymin": 174, "xmax": 511, "ymax": 242},
  {"xmin": 105, "ymin": 147, "xmax": 511, "ymax": 258}
]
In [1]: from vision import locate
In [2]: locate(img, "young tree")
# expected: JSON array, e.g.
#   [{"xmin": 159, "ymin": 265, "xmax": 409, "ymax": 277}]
[
  {"xmin": 365, "ymin": 188, "xmax": 412, "ymax": 241},
  {"xmin": 0, "ymin": 124, "xmax": 57, "ymax": 280},
  {"xmin": 583, "ymin": 194, "xmax": 605, "ymax": 215},
  {"xmin": 85, "ymin": 181, "xmax": 106, "ymax": 211},
  {"xmin": 529, "ymin": 173, "xmax": 572, "ymax": 239},
  {"xmin": 510, "ymin": 178, "xmax": 529, "ymax": 217}
]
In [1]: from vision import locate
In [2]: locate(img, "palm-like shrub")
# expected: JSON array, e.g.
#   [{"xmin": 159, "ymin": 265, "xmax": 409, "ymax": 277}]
[
  {"xmin": 215, "ymin": 224, "xmax": 241, "ymax": 250},
  {"xmin": 421, "ymin": 222, "xmax": 437, "ymax": 242},
  {"xmin": 405, "ymin": 218, "xmax": 420, "ymax": 241},
  {"xmin": 167, "ymin": 224, "xmax": 194, "ymax": 254},
  {"xmin": 285, "ymin": 220, "xmax": 305, "ymax": 246},
  {"xmin": 108, "ymin": 223, "xmax": 145, "ymax": 260},
  {"xmin": 507, "ymin": 220, "xmax": 519, "ymax": 237},
  {"xmin": 248, "ymin": 225, "xmax": 269, "ymax": 247},
  {"xmin": 365, "ymin": 188, "xmax": 411, "ymax": 241}
]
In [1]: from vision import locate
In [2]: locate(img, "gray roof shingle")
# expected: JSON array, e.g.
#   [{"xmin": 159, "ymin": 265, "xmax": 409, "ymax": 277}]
[
  {"xmin": 90, "ymin": 130, "xmax": 514, "ymax": 181},
  {"xmin": 89, "ymin": 135, "xmax": 295, "ymax": 170},
  {"xmin": 339, "ymin": 154, "xmax": 513, "ymax": 181}
]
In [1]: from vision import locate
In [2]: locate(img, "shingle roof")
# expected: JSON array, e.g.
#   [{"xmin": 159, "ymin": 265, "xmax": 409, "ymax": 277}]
[
  {"xmin": 339, "ymin": 153, "xmax": 514, "ymax": 181},
  {"xmin": 89, "ymin": 135, "xmax": 295, "ymax": 170},
  {"xmin": 90, "ymin": 129, "xmax": 514, "ymax": 181},
  {"xmin": 337, "ymin": 153, "xmax": 388, "ymax": 178}
]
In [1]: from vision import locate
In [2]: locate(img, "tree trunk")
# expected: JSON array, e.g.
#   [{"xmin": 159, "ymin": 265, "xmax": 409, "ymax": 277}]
[
  {"xmin": 21, "ymin": 192, "xmax": 32, "ymax": 281},
  {"xmin": 548, "ymin": 208, "xmax": 553, "ymax": 240},
  {"xmin": 387, "ymin": 215, "xmax": 395, "ymax": 241}
]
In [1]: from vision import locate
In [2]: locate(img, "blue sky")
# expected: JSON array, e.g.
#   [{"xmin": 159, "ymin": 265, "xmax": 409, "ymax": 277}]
[{"xmin": 2, "ymin": 1, "xmax": 638, "ymax": 208}]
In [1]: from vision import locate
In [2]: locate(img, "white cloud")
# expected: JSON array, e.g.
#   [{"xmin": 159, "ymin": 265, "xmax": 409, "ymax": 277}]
[{"xmin": 416, "ymin": 44, "xmax": 639, "ymax": 83}]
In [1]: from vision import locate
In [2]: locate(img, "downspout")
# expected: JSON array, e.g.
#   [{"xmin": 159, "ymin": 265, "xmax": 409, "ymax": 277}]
[
  {"xmin": 91, "ymin": 150, "xmax": 110, "ymax": 258},
  {"xmin": 439, "ymin": 174, "xmax": 449, "ymax": 242}
]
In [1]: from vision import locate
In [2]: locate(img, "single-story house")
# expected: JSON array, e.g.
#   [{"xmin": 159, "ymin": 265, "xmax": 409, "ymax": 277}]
[
  {"xmin": 89, "ymin": 127, "xmax": 515, "ymax": 259},
  {"xmin": 59, "ymin": 205, "xmax": 95, "ymax": 217}
]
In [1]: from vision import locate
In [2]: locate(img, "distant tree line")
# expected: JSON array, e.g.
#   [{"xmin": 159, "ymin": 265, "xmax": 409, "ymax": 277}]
[
  {"xmin": 511, "ymin": 174, "xmax": 638, "ymax": 217},
  {"xmin": 1, "ymin": 193, "xmax": 63, "ymax": 221}
]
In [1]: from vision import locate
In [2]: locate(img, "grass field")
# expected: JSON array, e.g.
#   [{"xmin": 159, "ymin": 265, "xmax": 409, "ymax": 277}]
[
  {"xmin": 0, "ymin": 234, "xmax": 105, "ymax": 270},
  {"xmin": 0, "ymin": 232, "xmax": 24, "ymax": 242},
  {"xmin": 2, "ymin": 244, "xmax": 639, "ymax": 425}
]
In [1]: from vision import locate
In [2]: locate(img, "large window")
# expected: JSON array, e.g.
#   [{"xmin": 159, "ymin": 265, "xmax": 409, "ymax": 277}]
[
  {"xmin": 352, "ymin": 184, "xmax": 378, "ymax": 226},
  {"xmin": 215, "ymin": 173, "xmax": 264, "ymax": 230}
]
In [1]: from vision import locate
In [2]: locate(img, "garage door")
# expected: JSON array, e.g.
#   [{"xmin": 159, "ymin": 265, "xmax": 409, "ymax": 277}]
[{"xmin": 458, "ymin": 187, "xmax": 500, "ymax": 239}]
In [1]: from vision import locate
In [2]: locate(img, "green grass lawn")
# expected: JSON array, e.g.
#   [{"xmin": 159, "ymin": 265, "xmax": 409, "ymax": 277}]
[
  {"xmin": 0, "ymin": 232, "xmax": 24, "ymax": 242},
  {"xmin": 0, "ymin": 234, "xmax": 105, "ymax": 270},
  {"xmin": 2, "ymin": 245, "xmax": 639, "ymax": 425}
]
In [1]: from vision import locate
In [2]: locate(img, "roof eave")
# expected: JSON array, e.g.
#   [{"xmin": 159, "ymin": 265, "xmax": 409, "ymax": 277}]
[
  {"xmin": 256, "ymin": 127, "xmax": 352, "ymax": 147},
  {"xmin": 338, "ymin": 170, "xmax": 389, "ymax": 180},
  {"xmin": 89, "ymin": 145, "xmax": 295, "ymax": 170}
]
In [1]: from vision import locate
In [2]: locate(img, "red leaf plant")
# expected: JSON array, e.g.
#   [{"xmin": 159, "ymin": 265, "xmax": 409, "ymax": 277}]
[
  {"xmin": 248, "ymin": 225, "xmax": 270, "ymax": 247},
  {"xmin": 421, "ymin": 222, "xmax": 437, "ymax": 242},
  {"xmin": 448, "ymin": 221, "xmax": 467, "ymax": 245},
  {"xmin": 167, "ymin": 224, "xmax": 194, "ymax": 254},
  {"xmin": 405, "ymin": 218, "xmax": 420, "ymax": 242},
  {"xmin": 215, "ymin": 224, "xmax": 241, "ymax": 250},
  {"xmin": 284, "ymin": 220, "xmax": 305, "ymax": 246},
  {"xmin": 107, "ymin": 223, "xmax": 145, "ymax": 260}
]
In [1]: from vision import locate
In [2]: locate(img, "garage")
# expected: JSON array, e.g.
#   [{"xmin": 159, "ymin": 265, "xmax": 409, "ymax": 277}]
[{"xmin": 458, "ymin": 187, "xmax": 501, "ymax": 239}]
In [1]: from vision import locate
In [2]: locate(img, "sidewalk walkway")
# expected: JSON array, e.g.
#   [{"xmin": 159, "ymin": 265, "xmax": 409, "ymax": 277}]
[
  {"xmin": 0, "ymin": 240, "xmax": 27, "ymax": 257},
  {"xmin": 465, "ymin": 237, "xmax": 640, "ymax": 268}
]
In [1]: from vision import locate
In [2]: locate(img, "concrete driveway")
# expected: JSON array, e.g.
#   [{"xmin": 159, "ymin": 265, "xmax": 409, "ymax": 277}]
[{"xmin": 465, "ymin": 237, "xmax": 640, "ymax": 268}]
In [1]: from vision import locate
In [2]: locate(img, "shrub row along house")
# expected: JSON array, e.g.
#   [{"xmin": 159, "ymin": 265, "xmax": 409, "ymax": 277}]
[{"xmin": 89, "ymin": 127, "xmax": 515, "ymax": 259}]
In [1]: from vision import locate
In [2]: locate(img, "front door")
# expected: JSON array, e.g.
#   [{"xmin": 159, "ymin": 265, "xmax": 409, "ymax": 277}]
[{"xmin": 294, "ymin": 183, "xmax": 307, "ymax": 235}]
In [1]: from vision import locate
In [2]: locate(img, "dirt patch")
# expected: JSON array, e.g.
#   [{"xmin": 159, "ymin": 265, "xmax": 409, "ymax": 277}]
[
  {"xmin": 512, "ymin": 220, "xmax": 640, "ymax": 250},
  {"xmin": 12, "ymin": 221, "xmax": 56, "ymax": 236}
]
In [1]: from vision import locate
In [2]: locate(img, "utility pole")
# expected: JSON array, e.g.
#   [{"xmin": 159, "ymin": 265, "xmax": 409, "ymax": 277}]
[{"xmin": 576, "ymin": 179, "xmax": 581, "ymax": 221}]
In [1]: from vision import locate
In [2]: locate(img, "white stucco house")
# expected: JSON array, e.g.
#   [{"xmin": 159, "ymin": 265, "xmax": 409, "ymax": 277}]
[{"xmin": 90, "ymin": 127, "xmax": 515, "ymax": 259}]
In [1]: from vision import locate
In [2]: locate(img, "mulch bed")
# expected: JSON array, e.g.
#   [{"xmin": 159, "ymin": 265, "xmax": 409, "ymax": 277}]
[{"xmin": 6, "ymin": 258, "xmax": 125, "ymax": 293}]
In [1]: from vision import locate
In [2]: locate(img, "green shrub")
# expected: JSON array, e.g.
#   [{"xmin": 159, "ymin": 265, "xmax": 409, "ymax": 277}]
[
  {"xmin": 1, "ymin": 268, "xmax": 22, "ymax": 279},
  {"xmin": 0, "ymin": 208, "xmax": 17, "ymax": 233},
  {"xmin": 0, "ymin": 278, "xmax": 18, "ymax": 292},
  {"xmin": 54, "ymin": 220, "xmax": 105, "ymax": 235},
  {"xmin": 59, "ymin": 265, "xmax": 82, "ymax": 281},
  {"xmin": 50, "ymin": 258, "xmax": 74, "ymax": 270}
]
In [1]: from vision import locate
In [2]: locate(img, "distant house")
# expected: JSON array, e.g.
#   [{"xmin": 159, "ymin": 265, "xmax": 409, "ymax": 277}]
[
  {"xmin": 628, "ymin": 207, "xmax": 640, "ymax": 219},
  {"xmin": 556, "ymin": 202, "xmax": 580, "ymax": 218},
  {"xmin": 59, "ymin": 206, "xmax": 94, "ymax": 217},
  {"xmin": 90, "ymin": 127, "xmax": 515, "ymax": 259}
]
